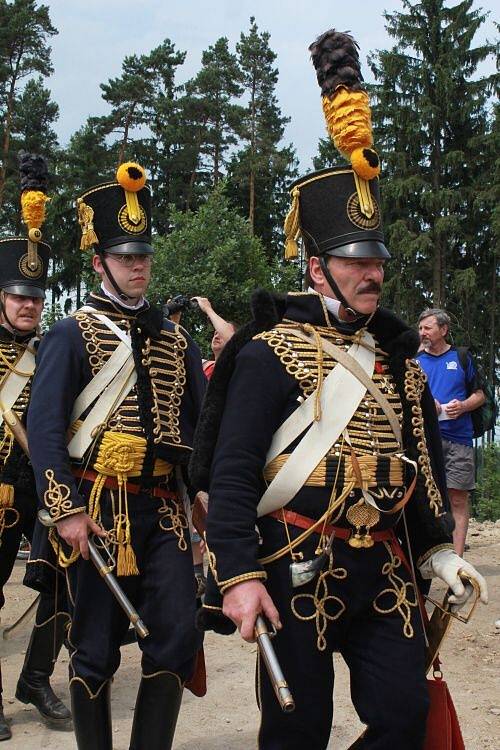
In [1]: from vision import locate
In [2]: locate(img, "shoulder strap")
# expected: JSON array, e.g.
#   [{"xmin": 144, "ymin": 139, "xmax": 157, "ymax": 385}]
[
  {"xmin": 257, "ymin": 329, "xmax": 377, "ymax": 517},
  {"xmin": 67, "ymin": 313, "xmax": 136, "ymax": 459},
  {"xmin": 290, "ymin": 328, "xmax": 402, "ymax": 446},
  {"xmin": 0, "ymin": 338, "xmax": 38, "ymax": 427}
]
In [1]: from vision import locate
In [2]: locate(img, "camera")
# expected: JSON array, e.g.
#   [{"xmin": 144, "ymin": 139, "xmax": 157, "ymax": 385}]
[{"xmin": 163, "ymin": 294, "xmax": 199, "ymax": 317}]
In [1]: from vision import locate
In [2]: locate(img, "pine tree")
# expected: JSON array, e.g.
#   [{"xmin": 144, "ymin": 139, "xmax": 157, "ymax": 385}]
[
  {"xmin": 185, "ymin": 37, "xmax": 244, "ymax": 188},
  {"xmin": 99, "ymin": 40, "xmax": 186, "ymax": 168},
  {"xmin": 0, "ymin": 0, "xmax": 57, "ymax": 206},
  {"xmin": 149, "ymin": 184, "xmax": 297, "ymax": 354},
  {"xmin": 367, "ymin": 0, "xmax": 496, "ymax": 316},
  {"xmin": 228, "ymin": 16, "xmax": 298, "ymax": 255},
  {"xmin": 48, "ymin": 119, "xmax": 115, "ymax": 305},
  {"xmin": 1, "ymin": 75, "xmax": 58, "ymax": 234}
]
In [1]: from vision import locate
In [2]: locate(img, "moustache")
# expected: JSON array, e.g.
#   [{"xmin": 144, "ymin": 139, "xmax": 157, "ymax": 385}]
[{"xmin": 356, "ymin": 283, "xmax": 382, "ymax": 295}]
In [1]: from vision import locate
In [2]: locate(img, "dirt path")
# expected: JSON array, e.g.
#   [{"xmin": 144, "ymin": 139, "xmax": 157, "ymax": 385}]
[{"xmin": 1, "ymin": 519, "xmax": 498, "ymax": 749}]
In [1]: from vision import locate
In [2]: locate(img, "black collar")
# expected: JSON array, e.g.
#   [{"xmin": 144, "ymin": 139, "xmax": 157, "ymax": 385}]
[
  {"xmin": 0, "ymin": 324, "xmax": 36, "ymax": 345},
  {"xmin": 84, "ymin": 292, "xmax": 163, "ymax": 339},
  {"xmin": 282, "ymin": 291, "xmax": 369, "ymax": 334},
  {"xmin": 84, "ymin": 291, "xmax": 149, "ymax": 319},
  {"xmin": 280, "ymin": 293, "xmax": 420, "ymax": 364}
]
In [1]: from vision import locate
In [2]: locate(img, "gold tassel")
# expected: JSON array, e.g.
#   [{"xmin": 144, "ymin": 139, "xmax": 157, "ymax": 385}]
[
  {"xmin": 115, "ymin": 494, "xmax": 139, "ymax": 577},
  {"xmin": 117, "ymin": 539, "xmax": 139, "ymax": 577},
  {"xmin": 0, "ymin": 483, "xmax": 14, "ymax": 507},
  {"xmin": 283, "ymin": 187, "xmax": 301, "ymax": 260},
  {"xmin": 88, "ymin": 432, "xmax": 147, "ymax": 575},
  {"xmin": 77, "ymin": 199, "xmax": 99, "ymax": 251},
  {"xmin": 285, "ymin": 237, "xmax": 299, "ymax": 260}
]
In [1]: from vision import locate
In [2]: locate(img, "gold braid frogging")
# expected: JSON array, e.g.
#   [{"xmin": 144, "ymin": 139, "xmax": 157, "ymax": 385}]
[{"xmin": 403, "ymin": 360, "xmax": 442, "ymax": 517}]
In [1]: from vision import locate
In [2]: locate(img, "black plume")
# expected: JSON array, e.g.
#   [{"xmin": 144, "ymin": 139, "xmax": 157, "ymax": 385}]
[
  {"xmin": 309, "ymin": 29, "xmax": 364, "ymax": 96},
  {"xmin": 18, "ymin": 151, "xmax": 49, "ymax": 192}
]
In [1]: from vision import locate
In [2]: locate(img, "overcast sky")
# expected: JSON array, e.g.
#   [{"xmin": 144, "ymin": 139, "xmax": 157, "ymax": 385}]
[{"xmin": 45, "ymin": 0, "xmax": 497, "ymax": 172}]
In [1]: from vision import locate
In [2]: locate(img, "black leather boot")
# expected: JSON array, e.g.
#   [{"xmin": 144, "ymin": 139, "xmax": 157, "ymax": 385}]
[
  {"xmin": 0, "ymin": 704, "xmax": 11, "ymax": 742},
  {"xmin": 15, "ymin": 613, "xmax": 72, "ymax": 728},
  {"xmin": 0, "ymin": 663, "xmax": 12, "ymax": 741},
  {"xmin": 129, "ymin": 673, "xmax": 183, "ymax": 750},
  {"xmin": 70, "ymin": 679, "xmax": 112, "ymax": 750}
]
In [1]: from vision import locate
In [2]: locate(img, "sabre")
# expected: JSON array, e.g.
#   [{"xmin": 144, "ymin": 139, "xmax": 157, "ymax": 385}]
[
  {"xmin": 192, "ymin": 494, "xmax": 295, "ymax": 713},
  {"xmin": 2, "ymin": 594, "xmax": 40, "ymax": 640},
  {"xmin": 424, "ymin": 571, "xmax": 481, "ymax": 672},
  {"xmin": 38, "ymin": 509, "xmax": 149, "ymax": 639}
]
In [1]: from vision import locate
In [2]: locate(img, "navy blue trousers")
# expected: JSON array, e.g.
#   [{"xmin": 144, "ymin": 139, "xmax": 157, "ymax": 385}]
[
  {"xmin": 66, "ymin": 490, "xmax": 201, "ymax": 693},
  {"xmin": 257, "ymin": 524, "xmax": 429, "ymax": 750},
  {"xmin": 0, "ymin": 491, "xmax": 36, "ymax": 610}
]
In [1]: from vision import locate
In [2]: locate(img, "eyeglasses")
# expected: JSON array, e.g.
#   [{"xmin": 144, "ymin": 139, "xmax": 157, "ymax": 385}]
[{"xmin": 105, "ymin": 253, "xmax": 152, "ymax": 268}]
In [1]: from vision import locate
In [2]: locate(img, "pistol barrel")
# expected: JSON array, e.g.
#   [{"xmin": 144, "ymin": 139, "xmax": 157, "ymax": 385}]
[{"xmin": 255, "ymin": 615, "xmax": 295, "ymax": 713}]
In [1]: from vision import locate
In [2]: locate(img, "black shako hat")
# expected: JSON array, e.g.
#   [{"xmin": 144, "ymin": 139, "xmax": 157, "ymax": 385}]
[
  {"xmin": 283, "ymin": 29, "xmax": 390, "ymax": 262},
  {"xmin": 0, "ymin": 152, "xmax": 51, "ymax": 298},
  {"xmin": 0, "ymin": 237, "xmax": 50, "ymax": 299},
  {"xmin": 77, "ymin": 162, "xmax": 153, "ymax": 255},
  {"xmin": 287, "ymin": 165, "xmax": 389, "ymax": 260}
]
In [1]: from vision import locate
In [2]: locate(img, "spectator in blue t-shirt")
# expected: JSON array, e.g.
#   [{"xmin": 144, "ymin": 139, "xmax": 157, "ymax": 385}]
[{"xmin": 416, "ymin": 308, "xmax": 485, "ymax": 555}]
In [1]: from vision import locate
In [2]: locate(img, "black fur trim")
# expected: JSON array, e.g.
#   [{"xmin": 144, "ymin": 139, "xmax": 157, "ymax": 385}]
[
  {"xmin": 189, "ymin": 289, "xmax": 285, "ymax": 492},
  {"xmin": 195, "ymin": 605, "xmax": 236, "ymax": 635},
  {"xmin": 136, "ymin": 303, "xmax": 163, "ymax": 339}
]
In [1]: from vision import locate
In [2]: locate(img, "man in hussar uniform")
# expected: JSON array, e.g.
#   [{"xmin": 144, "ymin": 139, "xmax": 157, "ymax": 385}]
[
  {"xmin": 191, "ymin": 30, "xmax": 488, "ymax": 749},
  {"xmin": 27, "ymin": 162, "xmax": 206, "ymax": 749},
  {"xmin": 0, "ymin": 153, "xmax": 71, "ymax": 739}
]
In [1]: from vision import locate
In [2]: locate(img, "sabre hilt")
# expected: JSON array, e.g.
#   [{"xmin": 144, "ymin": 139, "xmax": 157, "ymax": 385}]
[{"xmin": 37, "ymin": 509, "xmax": 149, "ymax": 639}]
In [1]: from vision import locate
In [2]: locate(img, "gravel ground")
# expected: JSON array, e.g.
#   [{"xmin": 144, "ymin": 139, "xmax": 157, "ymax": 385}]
[{"xmin": 1, "ymin": 518, "xmax": 498, "ymax": 749}]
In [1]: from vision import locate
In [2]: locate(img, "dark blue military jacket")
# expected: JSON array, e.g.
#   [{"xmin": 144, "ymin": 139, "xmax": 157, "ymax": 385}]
[
  {"xmin": 197, "ymin": 292, "xmax": 452, "ymax": 597},
  {"xmin": 27, "ymin": 292, "xmax": 206, "ymax": 521}
]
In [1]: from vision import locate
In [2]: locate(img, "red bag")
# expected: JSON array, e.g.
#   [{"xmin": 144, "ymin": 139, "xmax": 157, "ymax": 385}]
[
  {"xmin": 185, "ymin": 647, "xmax": 207, "ymax": 697},
  {"xmin": 424, "ymin": 673, "xmax": 465, "ymax": 750}
]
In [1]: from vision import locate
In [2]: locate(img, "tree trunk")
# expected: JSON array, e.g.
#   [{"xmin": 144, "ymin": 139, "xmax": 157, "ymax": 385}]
[
  {"xmin": 487, "ymin": 247, "xmax": 497, "ymax": 442},
  {"xmin": 0, "ymin": 71, "xmax": 20, "ymax": 207},
  {"xmin": 186, "ymin": 164, "xmax": 197, "ymax": 211},
  {"xmin": 213, "ymin": 97, "xmax": 221, "ymax": 184},
  {"xmin": 76, "ymin": 268, "xmax": 81, "ymax": 308},
  {"xmin": 248, "ymin": 73, "xmax": 256, "ymax": 234},
  {"xmin": 186, "ymin": 120, "xmax": 208, "ymax": 210},
  {"xmin": 117, "ymin": 103, "xmax": 137, "ymax": 167}
]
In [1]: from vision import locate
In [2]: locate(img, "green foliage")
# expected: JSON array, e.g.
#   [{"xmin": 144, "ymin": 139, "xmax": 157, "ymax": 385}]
[
  {"xmin": 0, "ymin": 0, "xmax": 57, "ymax": 208},
  {"xmin": 472, "ymin": 443, "xmax": 500, "ymax": 521},
  {"xmin": 149, "ymin": 185, "xmax": 296, "ymax": 355},
  {"xmin": 367, "ymin": 0, "xmax": 496, "ymax": 315},
  {"xmin": 226, "ymin": 17, "xmax": 298, "ymax": 255},
  {"xmin": 12, "ymin": 76, "xmax": 58, "ymax": 153},
  {"xmin": 98, "ymin": 39, "xmax": 186, "ymax": 170},
  {"xmin": 41, "ymin": 300, "xmax": 63, "ymax": 331},
  {"xmin": 1, "ymin": 8, "xmax": 300, "ymax": 304},
  {"xmin": 0, "ymin": 76, "xmax": 59, "ymax": 235},
  {"xmin": 184, "ymin": 37, "xmax": 244, "ymax": 186}
]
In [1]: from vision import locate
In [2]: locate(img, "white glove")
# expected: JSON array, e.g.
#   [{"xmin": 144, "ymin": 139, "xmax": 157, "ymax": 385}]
[{"xmin": 419, "ymin": 548, "xmax": 488, "ymax": 610}]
